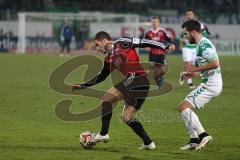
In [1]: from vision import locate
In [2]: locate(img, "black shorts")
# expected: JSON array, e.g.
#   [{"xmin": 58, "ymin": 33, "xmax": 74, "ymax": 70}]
[
  {"xmin": 114, "ymin": 73, "xmax": 150, "ymax": 110},
  {"xmin": 149, "ymin": 54, "xmax": 166, "ymax": 65},
  {"xmin": 64, "ymin": 39, "xmax": 71, "ymax": 44}
]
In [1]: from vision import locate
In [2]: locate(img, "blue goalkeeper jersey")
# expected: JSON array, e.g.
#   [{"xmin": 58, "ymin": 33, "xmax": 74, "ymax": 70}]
[{"xmin": 61, "ymin": 25, "xmax": 73, "ymax": 40}]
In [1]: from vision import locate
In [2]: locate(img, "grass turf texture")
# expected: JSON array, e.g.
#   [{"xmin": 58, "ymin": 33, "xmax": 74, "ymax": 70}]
[{"xmin": 0, "ymin": 54, "xmax": 239, "ymax": 160}]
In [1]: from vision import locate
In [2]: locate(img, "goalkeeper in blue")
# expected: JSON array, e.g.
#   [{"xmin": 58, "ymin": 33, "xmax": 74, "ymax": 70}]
[{"xmin": 178, "ymin": 20, "xmax": 222, "ymax": 150}]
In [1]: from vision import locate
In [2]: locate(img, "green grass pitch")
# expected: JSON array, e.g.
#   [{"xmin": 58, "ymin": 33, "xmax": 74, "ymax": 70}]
[{"xmin": 0, "ymin": 54, "xmax": 239, "ymax": 160}]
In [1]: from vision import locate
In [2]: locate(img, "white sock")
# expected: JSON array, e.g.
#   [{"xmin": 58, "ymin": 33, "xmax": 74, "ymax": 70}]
[
  {"xmin": 181, "ymin": 108, "xmax": 205, "ymax": 138},
  {"xmin": 187, "ymin": 79, "xmax": 193, "ymax": 85}
]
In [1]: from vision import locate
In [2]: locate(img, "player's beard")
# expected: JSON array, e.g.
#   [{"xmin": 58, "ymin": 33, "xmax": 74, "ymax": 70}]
[{"xmin": 188, "ymin": 35, "xmax": 195, "ymax": 44}]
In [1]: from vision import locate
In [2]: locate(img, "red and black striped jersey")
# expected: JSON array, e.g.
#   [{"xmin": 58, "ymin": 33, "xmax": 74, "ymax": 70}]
[
  {"xmin": 104, "ymin": 42, "xmax": 145, "ymax": 76},
  {"xmin": 81, "ymin": 37, "xmax": 168, "ymax": 87},
  {"xmin": 143, "ymin": 28, "xmax": 172, "ymax": 55}
]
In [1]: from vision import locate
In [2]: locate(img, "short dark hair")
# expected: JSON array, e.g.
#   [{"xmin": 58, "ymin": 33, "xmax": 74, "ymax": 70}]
[
  {"xmin": 94, "ymin": 31, "xmax": 111, "ymax": 41},
  {"xmin": 181, "ymin": 20, "xmax": 201, "ymax": 32},
  {"xmin": 186, "ymin": 8, "xmax": 195, "ymax": 14},
  {"xmin": 152, "ymin": 16, "xmax": 159, "ymax": 20}
]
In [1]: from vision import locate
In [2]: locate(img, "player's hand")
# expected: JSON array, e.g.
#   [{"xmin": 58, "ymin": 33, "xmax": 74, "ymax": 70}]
[
  {"xmin": 166, "ymin": 44, "xmax": 175, "ymax": 52},
  {"xmin": 184, "ymin": 65, "xmax": 198, "ymax": 72},
  {"xmin": 71, "ymin": 84, "xmax": 86, "ymax": 91},
  {"xmin": 182, "ymin": 72, "xmax": 196, "ymax": 80},
  {"xmin": 180, "ymin": 38, "xmax": 187, "ymax": 44},
  {"xmin": 60, "ymin": 36, "xmax": 64, "ymax": 42}
]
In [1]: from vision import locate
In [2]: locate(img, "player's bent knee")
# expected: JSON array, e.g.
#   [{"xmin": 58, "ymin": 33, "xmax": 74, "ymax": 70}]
[
  {"xmin": 121, "ymin": 113, "xmax": 132, "ymax": 123},
  {"xmin": 101, "ymin": 93, "xmax": 115, "ymax": 103},
  {"xmin": 102, "ymin": 88, "xmax": 123, "ymax": 103},
  {"xmin": 178, "ymin": 100, "xmax": 193, "ymax": 112},
  {"xmin": 148, "ymin": 62, "xmax": 155, "ymax": 68},
  {"xmin": 159, "ymin": 65, "xmax": 168, "ymax": 76},
  {"xmin": 121, "ymin": 115, "xmax": 129, "ymax": 123},
  {"xmin": 153, "ymin": 73, "xmax": 159, "ymax": 80}
]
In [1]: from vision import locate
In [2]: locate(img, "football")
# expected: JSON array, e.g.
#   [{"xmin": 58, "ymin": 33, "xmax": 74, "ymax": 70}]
[{"xmin": 79, "ymin": 131, "xmax": 96, "ymax": 149}]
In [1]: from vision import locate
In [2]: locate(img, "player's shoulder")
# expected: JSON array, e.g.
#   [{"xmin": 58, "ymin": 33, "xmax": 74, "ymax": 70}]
[
  {"xmin": 197, "ymin": 20, "xmax": 207, "ymax": 26},
  {"xmin": 158, "ymin": 27, "xmax": 167, "ymax": 32},
  {"xmin": 199, "ymin": 38, "xmax": 213, "ymax": 49},
  {"xmin": 197, "ymin": 20, "xmax": 207, "ymax": 30},
  {"xmin": 144, "ymin": 29, "xmax": 152, "ymax": 35},
  {"xmin": 113, "ymin": 37, "xmax": 135, "ymax": 49},
  {"xmin": 197, "ymin": 38, "xmax": 216, "ymax": 56}
]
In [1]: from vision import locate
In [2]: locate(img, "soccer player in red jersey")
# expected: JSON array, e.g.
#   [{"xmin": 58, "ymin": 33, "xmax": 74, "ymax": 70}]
[
  {"xmin": 72, "ymin": 31, "xmax": 174, "ymax": 149},
  {"xmin": 143, "ymin": 17, "xmax": 175, "ymax": 90}
]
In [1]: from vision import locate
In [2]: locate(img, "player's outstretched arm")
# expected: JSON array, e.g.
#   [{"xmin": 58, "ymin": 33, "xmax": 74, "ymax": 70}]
[
  {"xmin": 71, "ymin": 61, "xmax": 111, "ymax": 91},
  {"xmin": 71, "ymin": 84, "xmax": 87, "ymax": 91},
  {"xmin": 115, "ymin": 37, "xmax": 174, "ymax": 51}
]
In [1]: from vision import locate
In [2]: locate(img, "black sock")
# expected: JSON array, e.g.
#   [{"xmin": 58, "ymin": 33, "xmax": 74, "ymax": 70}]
[
  {"xmin": 100, "ymin": 101, "xmax": 112, "ymax": 136},
  {"xmin": 127, "ymin": 118, "xmax": 152, "ymax": 145},
  {"xmin": 190, "ymin": 138, "xmax": 199, "ymax": 144},
  {"xmin": 199, "ymin": 132, "xmax": 209, "ymax": 142}
]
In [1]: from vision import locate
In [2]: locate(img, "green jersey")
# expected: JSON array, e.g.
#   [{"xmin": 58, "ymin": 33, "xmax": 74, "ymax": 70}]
[{"xmin": 195, "ymin": 37, "xmax": 222, "ymax": 86}]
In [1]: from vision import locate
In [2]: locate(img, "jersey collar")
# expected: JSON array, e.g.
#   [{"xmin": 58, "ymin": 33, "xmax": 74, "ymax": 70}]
[{"xmin": 151, "ymin": 27, "xmax": 160, "ymax": 33}]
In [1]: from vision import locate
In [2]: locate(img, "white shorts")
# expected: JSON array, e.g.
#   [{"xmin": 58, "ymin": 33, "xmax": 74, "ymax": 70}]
[
  {"xmin": 182, "ymin": 47, "xmax": 196, "ymax": 63},
  {"xmin": 185, "ymin": 83, "xmax": 222, "ymax": 109}
]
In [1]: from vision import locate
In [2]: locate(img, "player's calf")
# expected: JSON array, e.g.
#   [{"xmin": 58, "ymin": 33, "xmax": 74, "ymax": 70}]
[
  {"xmin": 99, "ymin": 101, "xmax": 113, "ymax": 136},
  {"xmin": 122, "ymin": 106, "xmax": 154, "ymax": 148}
]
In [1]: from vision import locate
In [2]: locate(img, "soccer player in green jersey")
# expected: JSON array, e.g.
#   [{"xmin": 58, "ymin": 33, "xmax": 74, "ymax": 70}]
[
  {"xmin": 179, "ymin": 9, "xmax": 210, "ymax": 89},
  {"xmin": 178, "ymin": 20, "xmax": 222, "ymax": 150}
]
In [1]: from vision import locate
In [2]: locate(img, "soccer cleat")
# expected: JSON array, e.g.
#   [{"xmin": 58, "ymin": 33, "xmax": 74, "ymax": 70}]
[
  {"xmin": 179, "ymin": 72, "xmax": 185, "ymax": 85},
  {"xmin": 139, "ymin": 142, "xmax": 156, "ymax": 150},
  {"xmin": 179, "ymin": 138, "xmax": 199, "ymax": 150},
  {"xmin": 179, "ymin": 143, "xmax": 199, "ymax": 150},
  {"xmin": 189, "ymin": 84, "xmax": 196, "ymax": 89},
  {"xmin": 195, "ymin": 135, "xmax": 213, "ymax": 150},
  {"xmin": 91, "ymin": 133, "xmax": 109, "ymax": 143}
]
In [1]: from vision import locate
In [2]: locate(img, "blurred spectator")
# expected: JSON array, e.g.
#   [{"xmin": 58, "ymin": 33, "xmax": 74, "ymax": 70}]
[{"xmin": 0, "ymin": 0, "xmax": 239, "ymax": 24}]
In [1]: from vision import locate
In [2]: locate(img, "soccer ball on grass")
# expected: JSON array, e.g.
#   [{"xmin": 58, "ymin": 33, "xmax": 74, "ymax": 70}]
[{"xmin": 79, "ymin": 131, "xmax": 96, "ymax": 149}]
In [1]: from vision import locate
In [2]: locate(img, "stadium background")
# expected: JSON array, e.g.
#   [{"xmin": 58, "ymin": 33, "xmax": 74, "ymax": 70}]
[
  {"xmin": 0, "ymin": 0, "xmax": 240, "ymax": 160},
  {"xmin": 0, "ymin": 0, "xmax": 240, "ymax": 54}
]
